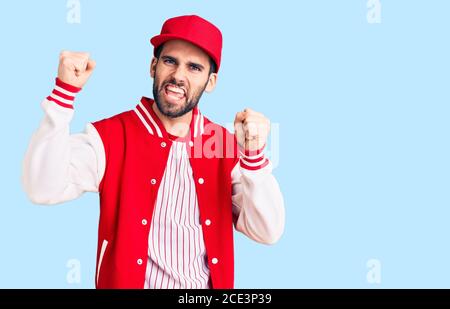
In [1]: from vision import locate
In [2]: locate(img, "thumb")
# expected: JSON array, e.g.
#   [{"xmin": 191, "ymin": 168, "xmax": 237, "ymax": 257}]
[
  {"xmin": 234, "ymin": 111, "xmax": 245, "ymax": 133},
  {"xmin": 234, "ymin": 111, "xmax": 246, "ymax": 124},
  {"xmin": 234, "ymin": 112, "xmax": 246, "ymax": 148},
  {"xmin": 81, "ymin": 59, "xmax": 96, "ymax": 81},
  {"xmin": 86, "ymin": 59, "xmax": 96, "ymax": 73}
]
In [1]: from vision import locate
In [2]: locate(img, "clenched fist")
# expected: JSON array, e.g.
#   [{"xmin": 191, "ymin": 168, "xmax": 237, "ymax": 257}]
[
  {"xmin": 57, "ymin": 51, "xmax": 96, "ymax": 88},
  {"xmin": 234, "ymin": 108, "xmax": 271, "ymax": 152}
]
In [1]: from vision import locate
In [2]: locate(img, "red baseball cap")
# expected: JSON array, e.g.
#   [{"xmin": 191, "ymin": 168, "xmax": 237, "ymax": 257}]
[{"xmin": 150, "ymin": 15, "xmax": 222, "ymax": 73}]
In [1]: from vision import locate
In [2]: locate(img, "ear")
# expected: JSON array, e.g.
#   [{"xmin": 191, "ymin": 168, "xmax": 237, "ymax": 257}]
[
  {"xmin": 205, "ymin": 73, "xmax": 218, "ymax": 93},
  {"xmin": 150, "ymin": 57, "xmax": 158, "ymax": 78}
]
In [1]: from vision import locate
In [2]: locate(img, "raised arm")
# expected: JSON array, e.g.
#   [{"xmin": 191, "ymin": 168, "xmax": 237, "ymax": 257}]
[{"xmin": 22, "ymin": 51, "xmax": 105, "ymax": 205}]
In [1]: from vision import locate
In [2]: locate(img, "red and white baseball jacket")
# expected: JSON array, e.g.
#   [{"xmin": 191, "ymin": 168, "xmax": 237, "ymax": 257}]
[{"xmin": 22, "ymin": 78, "xmax": 285, "ymax": 289}]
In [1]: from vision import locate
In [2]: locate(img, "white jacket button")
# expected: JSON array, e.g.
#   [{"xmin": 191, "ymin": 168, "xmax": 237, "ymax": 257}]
[
  {"xmin": 161, "ymin": 142, "xmax": 166, "ymax": 148},
  {"xmin": 142, "ymin": 219, "xmax": 148, "ymax": 226},
  {"xmin": 137, "ymin": 259, "xmax": 143, "ymax": 265},
  {"xmin": 150, "ymin": 179, "xmax": 157, "ymax": 185},
  {"xmin": 212, "ymin": 258, "xmax": 218, "ymax": 265},
  {"xmin": 205, "ymin": 219, "xmax": 211, "ymax": 226},
  {"xmin": 198, "ymin": 178, "xmax": 204, "ymax": 184},
  {"xmin": 188, "ymin": 141, "xmax": 194, "ymax": 147}
]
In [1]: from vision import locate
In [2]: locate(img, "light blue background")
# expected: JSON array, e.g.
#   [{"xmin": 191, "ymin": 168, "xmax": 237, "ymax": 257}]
[{"xmin": 1, "ymin": 0, "xmax": 449, "ymax": 288}]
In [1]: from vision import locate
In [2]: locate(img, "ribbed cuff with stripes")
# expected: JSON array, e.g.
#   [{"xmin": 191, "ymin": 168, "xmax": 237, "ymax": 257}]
[
  {"xmin": 239, "ymin": 146, "xmax": 269, "ymax": 171},
  {"xmin": 46, "ymin": 78, "xmax": 82, "ymax": 109}
]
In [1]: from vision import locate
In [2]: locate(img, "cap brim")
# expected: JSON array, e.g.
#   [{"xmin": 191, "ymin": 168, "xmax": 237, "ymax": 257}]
[{"xmin": 150, "ymin": 34, "xmax": 219, "ymax": 72}]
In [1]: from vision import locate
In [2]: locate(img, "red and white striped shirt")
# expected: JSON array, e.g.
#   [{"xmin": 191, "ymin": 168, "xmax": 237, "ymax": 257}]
[{"xmin": 145, "ymin": 141, "xmax": 210, "ymax": 289}]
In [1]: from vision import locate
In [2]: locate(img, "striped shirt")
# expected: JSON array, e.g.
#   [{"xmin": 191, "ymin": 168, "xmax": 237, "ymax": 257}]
[{"xmin": 144, "ymin": 140, "xmax": 210, "ymax": 289}]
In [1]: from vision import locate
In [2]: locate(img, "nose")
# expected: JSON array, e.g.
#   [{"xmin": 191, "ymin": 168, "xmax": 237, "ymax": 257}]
[{"xmin": 171, "ymin": 64, "xmax": 188, "ymax": 84}]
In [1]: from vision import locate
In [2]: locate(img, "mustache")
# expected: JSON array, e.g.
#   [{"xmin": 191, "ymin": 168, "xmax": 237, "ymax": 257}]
[{"xmin": 161, "ymin": 78, "xmax": 186, "ymax": 92}]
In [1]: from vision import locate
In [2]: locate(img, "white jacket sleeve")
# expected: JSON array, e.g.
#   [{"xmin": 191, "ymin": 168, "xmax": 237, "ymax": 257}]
[
  {"xmin": 22, "ymin": 78, "xmax": 105, "ymax": 205},
  {"xmin": 232, "ymin": 147, "xmax": 285, "ymax": 245}
]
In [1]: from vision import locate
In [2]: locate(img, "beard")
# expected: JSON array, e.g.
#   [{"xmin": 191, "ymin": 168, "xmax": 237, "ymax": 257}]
[{"xmin": 153, "ymin": 75, "xmax": 208, "ymax": 118}]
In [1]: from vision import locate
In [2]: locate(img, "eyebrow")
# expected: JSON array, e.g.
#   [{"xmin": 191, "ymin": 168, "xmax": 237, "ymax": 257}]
[
  {"xmin": 161, "ymin": 55, "xmax": 177, "ymax": 63},
  {"xmin": 188, "ymin": 62, "xmax": 205, "ymax": 71},
  {"xmin": 161, "ymin": 55, "xmax": 205, "ymax": 71}
]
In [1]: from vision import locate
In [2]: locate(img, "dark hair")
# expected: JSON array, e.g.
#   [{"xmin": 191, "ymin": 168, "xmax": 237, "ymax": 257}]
[{"xmin": 154, "ymin": 43, "xmax": 217, "ymax": 75}]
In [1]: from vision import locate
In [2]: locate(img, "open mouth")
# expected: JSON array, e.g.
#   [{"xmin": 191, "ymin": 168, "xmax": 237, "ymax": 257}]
[{"xmin": 163, "ymin": 84, "xmax": 186, "ymax": 102}]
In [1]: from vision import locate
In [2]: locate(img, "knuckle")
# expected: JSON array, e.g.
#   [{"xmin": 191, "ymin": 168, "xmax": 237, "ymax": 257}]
[
  {"xmin": 61, "ymin": 57, "xmax": 72, "ymax": 66},
  {"xmin": 59, "ymin": 50, "xmax": 69, "ymax": 58}
]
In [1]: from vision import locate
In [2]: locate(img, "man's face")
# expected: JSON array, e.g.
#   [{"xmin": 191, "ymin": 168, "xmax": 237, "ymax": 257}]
[{"xmin": 151, "ymin": 39, "xmax": 217, "ymax": 118}]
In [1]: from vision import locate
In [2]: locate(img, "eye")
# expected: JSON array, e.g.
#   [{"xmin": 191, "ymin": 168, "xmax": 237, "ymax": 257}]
[
  {"xmin": 190, "ymin": 64, "xmax": 202, "ymax": 72},
  {"xmin": 163, "ymin": 58, "xmax": 175, "ymax": 65}
]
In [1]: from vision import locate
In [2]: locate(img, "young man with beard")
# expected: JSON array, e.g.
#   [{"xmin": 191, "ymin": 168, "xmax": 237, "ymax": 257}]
[{"xmin": 22, "ymin": 15, "xmax": 285, "ymax": 289}]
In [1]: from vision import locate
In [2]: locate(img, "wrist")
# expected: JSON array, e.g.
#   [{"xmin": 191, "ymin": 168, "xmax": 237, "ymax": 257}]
[
  {"xmin": 239, "ymin": 144, "xmax": 269, "ymax": 170},
  {"xmin": 46, "ymin": 77, "xmax": 82, "ymax": 109}
]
